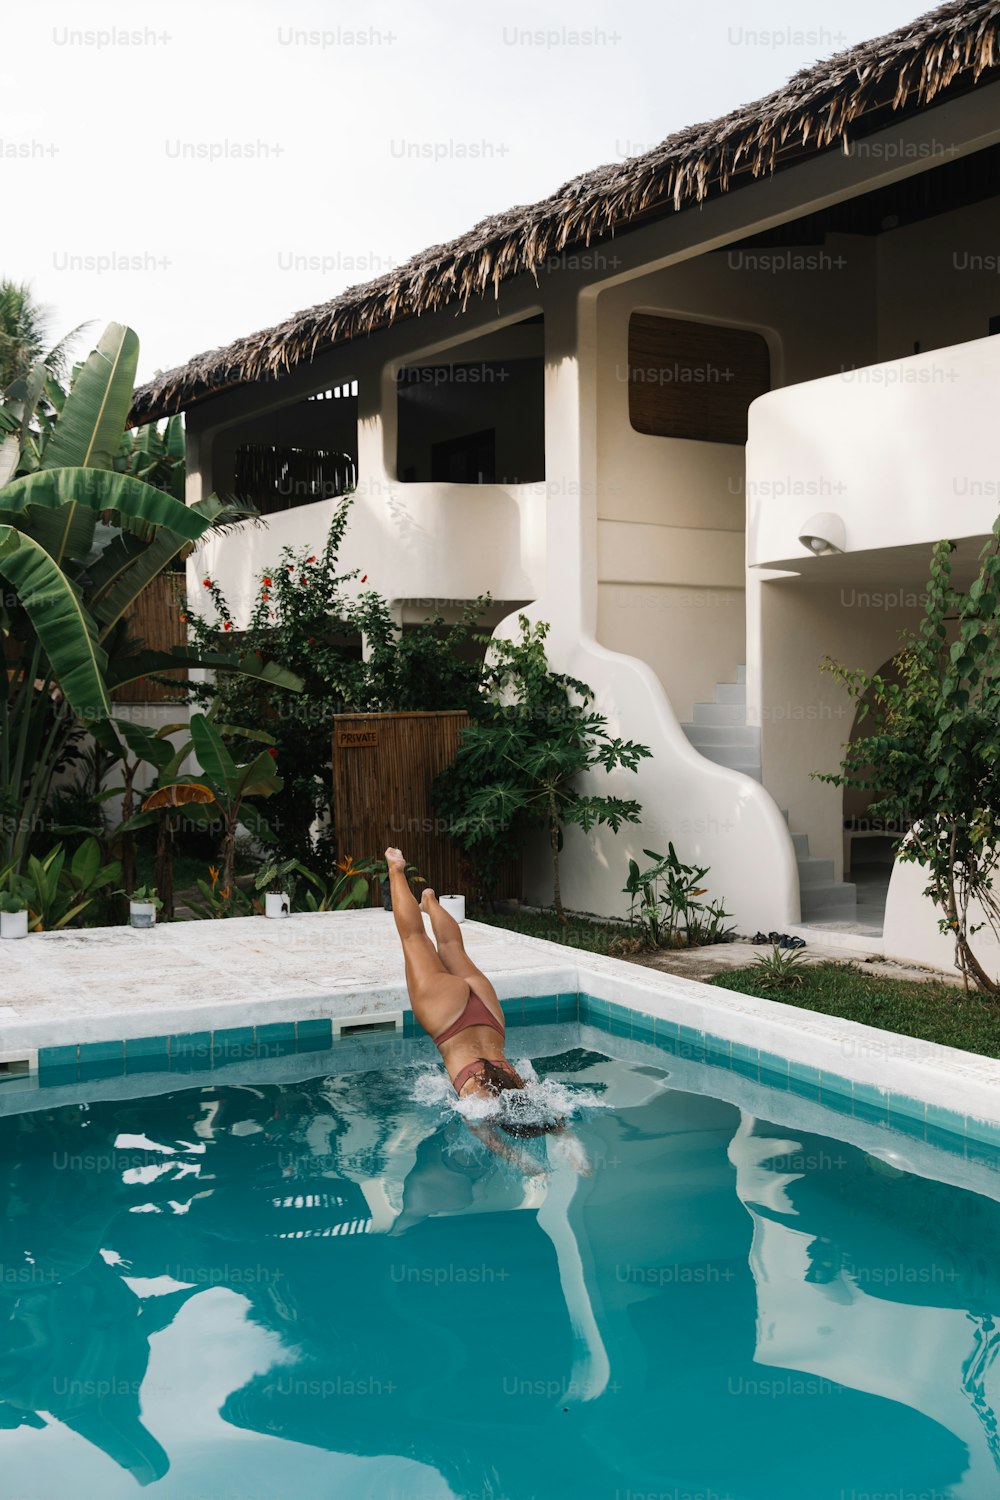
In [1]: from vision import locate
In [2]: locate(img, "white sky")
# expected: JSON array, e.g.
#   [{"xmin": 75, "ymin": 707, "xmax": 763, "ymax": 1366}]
[{"xmin": 5, "ymin": 0, "xmax": 926, "ymax": 385}]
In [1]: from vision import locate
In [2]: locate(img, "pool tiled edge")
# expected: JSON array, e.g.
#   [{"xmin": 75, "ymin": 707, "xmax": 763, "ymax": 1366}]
[
  {"xmin": 39, "ymin": 1015, "xmax": 344, "ymax": 1087},
  {"xmin": 575, "ymin": 994, "xmax": 998, "ymax": 1157},
  {"xmin": 24, "ymin": 986, "xmax": 1000, "ymax": 1158}
]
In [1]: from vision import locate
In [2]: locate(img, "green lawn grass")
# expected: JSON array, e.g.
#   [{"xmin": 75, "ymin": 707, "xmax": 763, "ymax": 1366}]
[
  {"xmin": 712, "ymin": 961, "xmax": 1000, "ymax": 1059},
  {"xmin": 475, "ymin": 909, "xmax": 635, "ymax": 956}
]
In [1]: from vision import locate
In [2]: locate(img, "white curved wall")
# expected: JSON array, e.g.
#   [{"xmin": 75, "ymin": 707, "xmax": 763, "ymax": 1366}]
[
  {"xmin": 883, "ymin": 855, "xmax": 1000, "ymax": 983},
  {"xmin": 515, "ymin": 620, "xmax": 802, "ymax": 930},
  {"xmin": 191, "ymin": 480, "xmax": 543, "ymax": 629},
  {"xmin": 748, "ymin": 333, "xmax": 1000, "ymax": 570}
]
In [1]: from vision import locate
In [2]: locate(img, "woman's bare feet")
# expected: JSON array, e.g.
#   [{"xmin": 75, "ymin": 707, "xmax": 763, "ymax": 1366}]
[
  {"xmin": 384, "ymin": 847, "xmax": 406, "ymax": 872},
  {"xmin": 419, "ymin": 887, "xmax": 437, "ymax": 912}
]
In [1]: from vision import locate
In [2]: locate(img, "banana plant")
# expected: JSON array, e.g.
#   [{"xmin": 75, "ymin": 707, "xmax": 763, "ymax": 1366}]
[
  {"xmin": 0, "ymin": 322, "xmax": 302, "ymax": 870},
  {"xmin": 89, "ymin": 715, "xmax": 195, "ymax": 905},
  {"xmin": 134, "ymin": 713, "xmax": 283, "ymax": 895},
  {"xmin": 0, "ymin": 837, "xmax": 121, "ymax": 931}
]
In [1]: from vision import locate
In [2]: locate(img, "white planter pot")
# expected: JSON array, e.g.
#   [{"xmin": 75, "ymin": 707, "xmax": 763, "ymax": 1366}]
[
  {"xmin": 129, "ymin": 901, "xmax": 156, "ymax": 930},
  {"xmin": 440, "ymin": 894, "xmax": 466, "ymax": 923},
  {"xmin": 265, "ymin": 892, "xmax": 291, "ymax": 919},
  {"xmin": 0, "ymin": 910, "xmax": 28, "ymax": 939}
]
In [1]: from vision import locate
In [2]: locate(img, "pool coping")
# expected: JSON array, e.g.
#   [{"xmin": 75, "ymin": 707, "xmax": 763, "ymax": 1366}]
[{"xmin": 1, "ymin": 910, "xmax": 998, "ymax": 1151}]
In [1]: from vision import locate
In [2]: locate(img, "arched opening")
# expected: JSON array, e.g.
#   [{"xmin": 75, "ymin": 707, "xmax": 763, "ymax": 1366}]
[{"xmin": 842, "ymin": 654, "xmax": 909, "ymax": 929}]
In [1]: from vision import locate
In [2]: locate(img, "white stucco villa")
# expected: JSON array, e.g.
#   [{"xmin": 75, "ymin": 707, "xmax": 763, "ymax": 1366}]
[{"xmin": 129, "ymin": 0, "xmax": 1000, "ymax": 973}]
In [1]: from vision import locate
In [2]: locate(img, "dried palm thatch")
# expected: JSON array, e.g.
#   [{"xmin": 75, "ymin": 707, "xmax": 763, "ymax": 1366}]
[{"xmin": 131, "ymin": 0, "xmax": 1000, "ymax": 425}]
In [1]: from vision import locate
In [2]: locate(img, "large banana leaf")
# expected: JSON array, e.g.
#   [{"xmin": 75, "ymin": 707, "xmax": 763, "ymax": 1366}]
[
  {"xmin": 236, "ymin": 749, "xmax": 283, "ymax": 799},
  {"xmin": 164, "ymin": 416, "xmax": 185, "ymax": 501},
  {"xmin": 235, "ymin": 800, "xmax": 279, "ymax": 844},
  {"xmin": 18, "ymin": 499, "xmax": 97, "ymax": 569},
  {"xmin": 142, "ymin": 782, "xmax": 215, "ymax": 812},
  {"xmin": 190, "ymin": 713, "xmax": 238, "ymax": 789},
  {"xmin": 41, "ymin": 323, "xmax": 139, "ymax": 472},
  {"xmin": 105, "ymin": 647, "xmax": 304, "ymax": 695},
  {"xmin": 0, "ymin": 434, "xmax": 17, "ymax": 487},
  {"xmin": 0, "ymin": 467, "xmax": 207, "ymax": 541},
  {"xmin": 0, "ymin": 526, "xmax": 111, "ymax": 718},
  {"xmin": 90, "ymin": 528, "xmax": 185, "ymax": 637},
  {"xmin": 87, "ymin": 493, "xmax": 241, "ymax": 635}
]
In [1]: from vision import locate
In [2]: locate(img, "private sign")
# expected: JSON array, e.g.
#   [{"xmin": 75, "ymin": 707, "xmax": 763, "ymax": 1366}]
[{"xmin": 336, "ymin": 728, "xmax": 379, "ymax": 747}]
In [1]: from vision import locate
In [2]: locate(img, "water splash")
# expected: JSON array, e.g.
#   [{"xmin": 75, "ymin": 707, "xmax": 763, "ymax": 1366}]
[{"xmin": 410, "ymin": 1058, "xmax": 608, "ymax": 1128}]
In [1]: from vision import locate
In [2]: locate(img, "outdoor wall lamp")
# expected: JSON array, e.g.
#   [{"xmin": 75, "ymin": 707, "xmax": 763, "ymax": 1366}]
[{"xmin": 797, "ymin": 512, "xmax": 846, "ymax": 556}]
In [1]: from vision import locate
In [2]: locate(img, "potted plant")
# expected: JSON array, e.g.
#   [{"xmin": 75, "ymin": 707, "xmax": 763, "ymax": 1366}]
[
  {"xmin": 127, "ymin": 885, "xmax": 163, "ymax": 929},
  {"xmin": 0, "ymin": 877, "xmax": 32, "ymax": 939},
  {"xmin": 255, "ymin": 860, "xmax": 297, "ymax": 919}
]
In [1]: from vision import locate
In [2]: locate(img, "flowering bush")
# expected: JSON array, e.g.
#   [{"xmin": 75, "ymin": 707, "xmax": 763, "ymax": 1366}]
[{"xmin": 185, "ymin": 498, "xmax": 488, "ymax": 873}]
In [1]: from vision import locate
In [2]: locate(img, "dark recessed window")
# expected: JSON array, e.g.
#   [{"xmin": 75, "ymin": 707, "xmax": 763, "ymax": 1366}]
[
  {"xmin": 233, "ymin": 443, "xmax": 356, "ymax": 515},
  {"xmin": 396, "ymin": 328, "xmax": 544, "ymax": 483},
  {"xmin": 430, "ymin": 429, "xmax": 496, "ymax": 484},
  {"xmin": 628, "ymin": 313, "xmax": 770, "ymax": 445}
]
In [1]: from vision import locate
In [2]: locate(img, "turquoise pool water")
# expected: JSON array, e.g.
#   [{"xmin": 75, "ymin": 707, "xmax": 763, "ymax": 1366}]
[{"xmin": 1, "ymin": 1026, "xmax": 999, "ymax": 1500}]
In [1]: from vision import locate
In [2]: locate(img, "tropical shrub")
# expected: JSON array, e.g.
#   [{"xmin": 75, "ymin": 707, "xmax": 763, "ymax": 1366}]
[
  {"xmin": 254, "ymin": 855, "xmax": 373, "ymax": 912},
  {"xmin": 623, "ymin": 845, "xmax": 732, "ymax": 948},
  {"xmin": 749, "ymin": 944, "xmax": 811, "ymax": 988},
  {"xmin": 819, "ymin": 518, "xmax": 1000, "ymax": 997},
  {"xmin": 0, "ymin": 837, "xmax": 120, "ymax": 931}
]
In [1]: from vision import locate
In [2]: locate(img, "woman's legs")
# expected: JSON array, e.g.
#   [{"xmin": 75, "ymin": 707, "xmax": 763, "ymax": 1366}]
[
  {"xmin": 385, "ymin": 850, "xmax": 468, "ymax": 1035},
  {"xmin": 419, "ymin": 887, "xmax": 501, "ymax": 1012}
]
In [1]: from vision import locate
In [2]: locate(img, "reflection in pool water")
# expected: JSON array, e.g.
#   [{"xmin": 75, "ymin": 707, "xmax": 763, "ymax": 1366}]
[{"xmin": 0, "ymin": 1041, "xmax": 998, "ymax": 1499}]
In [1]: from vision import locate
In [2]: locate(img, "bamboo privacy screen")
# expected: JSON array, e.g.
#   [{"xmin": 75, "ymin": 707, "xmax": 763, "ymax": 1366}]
[
  {"xmin": 112, "ymin": 572, "xmax": 188, "ymax": 703},
  {"xmin": 331, "ymin": 710, "xmax": 519, "ymax": 905}
]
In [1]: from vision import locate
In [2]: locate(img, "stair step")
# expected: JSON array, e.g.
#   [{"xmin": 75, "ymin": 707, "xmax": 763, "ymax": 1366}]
[
  {"xmin": 800, "ymin": 882, "xmax": 858, "ymax": 920},
  {"xmin": 790, "ymin": 831, "xmax": 809, "ymax": 859},
  {"xmin": 692, "ymin": 702, "xmax": 748, "ymax": 727},
  {"xmin": 714, "ymin": 683, "xmax": 746, "ymax": 706},
  {"xmin": 797, "ymin": 857, "xmax": 835, "ymax": 885},
  {"xmin": 696, "ymin": 752, "xmax": 762, "ymax": 778},
  {"xmin": 736, "ymin": 665, "xmax": 747, "ymax": 684},
  {"xmin": 682, "ymin": 724, "xmax": 760, "ymax": 749}
]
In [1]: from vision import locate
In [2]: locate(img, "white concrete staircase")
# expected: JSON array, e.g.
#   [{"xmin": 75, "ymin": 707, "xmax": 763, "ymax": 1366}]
[{"xmin": 680, "ymin": 668, "xmax": 858, "ymax": 924}]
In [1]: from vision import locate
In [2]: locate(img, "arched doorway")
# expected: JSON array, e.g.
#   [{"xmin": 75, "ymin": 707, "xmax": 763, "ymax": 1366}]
[{"xmin": 842, "ymin": 655, "xmax": 908, "ymax": 930}]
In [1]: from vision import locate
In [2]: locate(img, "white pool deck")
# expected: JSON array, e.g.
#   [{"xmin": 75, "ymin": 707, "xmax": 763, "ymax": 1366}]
[{"xmin": 2, "ymin": 909, "xmax": 1000, "ymax": 1131}]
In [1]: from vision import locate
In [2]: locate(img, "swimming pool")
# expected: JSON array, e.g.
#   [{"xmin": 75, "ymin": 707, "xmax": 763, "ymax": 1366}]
[{"xmin": 1, "ymin": 1018, "xmax": 998, "ymax": 1500}]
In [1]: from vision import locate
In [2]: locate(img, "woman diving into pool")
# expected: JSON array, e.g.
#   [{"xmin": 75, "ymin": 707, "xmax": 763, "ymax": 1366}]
[{"xmin": 384, "ymin": 847, "xmax": 578, "ymax": 1158}]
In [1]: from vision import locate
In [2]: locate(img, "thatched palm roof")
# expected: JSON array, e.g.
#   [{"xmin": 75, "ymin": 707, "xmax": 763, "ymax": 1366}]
[{"xmin": 131, "ymin": 0, "xmax": 1000, "ymax": 425}]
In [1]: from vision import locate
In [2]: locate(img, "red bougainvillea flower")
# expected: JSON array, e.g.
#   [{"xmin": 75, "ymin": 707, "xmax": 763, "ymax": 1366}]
[
  {"xmin": 262, "ymin": 576, "xmax": 272, "ymax": 587},
  {"xmin": 178, "ymin": 612, "xmax": 188, "ymax": 623},
  {"xmin": 307, "ymin": 637, "xmax": 315, "ymax": 645},
  {"xmin": 361, "ymin": 574, "xmax": 368, "ymax": 583},
  {"xmin": 306, "ymin": 555, "xmax": 316, "ymax": 564},
  {"xmin": 267, "ymin": 746, "xmax": 278, "ymax": 759},
  {"xmin": 223, "ymin": 620, "xmax": 233, "ymax": 631},
  {"xmin": 202, "ymin": 577, "xmax": 211, "ymax": 588},
  {"xmin": 287, "ymin": 564, "xmax": 295, "ymax": 572}
]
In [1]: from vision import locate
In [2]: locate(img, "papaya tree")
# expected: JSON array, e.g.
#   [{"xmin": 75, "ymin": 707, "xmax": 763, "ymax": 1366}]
[{"xmin": 434, "ymin": 617, "xmax": 651, "ymax": 920}]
